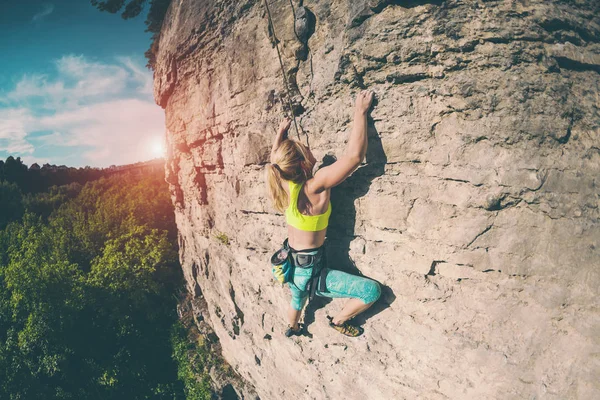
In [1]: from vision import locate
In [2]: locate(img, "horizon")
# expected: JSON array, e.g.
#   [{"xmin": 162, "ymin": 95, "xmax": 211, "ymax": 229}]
[
  {"xmin": 0, "ymin": 154, "xmax": 165, "ymax": 170},
  {"xmin": 0, "ymin": 0, "xmax": 166, "ymax": 168}
]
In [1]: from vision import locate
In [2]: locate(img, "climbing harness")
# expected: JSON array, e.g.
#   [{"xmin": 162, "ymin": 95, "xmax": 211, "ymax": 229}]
[
  {"xmin": 270, "ymin": 238, "xmax": 328, "ymax": 302},
  {"xmin": 287, "ymin": 239, "xmax": 328, "ymax": 302},
  {"xmin": 262, "ymin": 0, "xmax": 304, "ymax": 142}
]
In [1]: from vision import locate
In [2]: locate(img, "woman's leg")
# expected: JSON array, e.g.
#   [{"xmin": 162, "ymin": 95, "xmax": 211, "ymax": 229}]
[
  {"xmin": 287, "ymin": 305, "xmax": 302, "ymax": 330},
  {"xmin": 287, "ymin": 273, "xmax": 309, "ymax": 331},
  {"xmin": 332, "ymin": 298, "xmax": 374, "ymax": 325},
  {"xmin": 318, "ymin": 269, "xmax": 381, "ymax": 324}
]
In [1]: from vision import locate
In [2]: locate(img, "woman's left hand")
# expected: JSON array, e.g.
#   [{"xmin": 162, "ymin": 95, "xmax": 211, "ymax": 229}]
[{"xmin": 271, "ymin": 117, "xmax": 292, "ymax": 160}]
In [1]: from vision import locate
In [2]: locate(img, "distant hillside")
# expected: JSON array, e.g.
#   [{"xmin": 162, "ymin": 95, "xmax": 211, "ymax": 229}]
[{"xmin": 0, "ymin": 157, "xmax": 165, "ymax": 193}]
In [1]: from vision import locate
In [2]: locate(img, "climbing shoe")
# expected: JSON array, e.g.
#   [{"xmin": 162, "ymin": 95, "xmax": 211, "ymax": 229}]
[
  {"xmin": 327, "ymin": 316, "xmax": 364, "ymax": 337},
  {"xmin": 285, "ymin": 324, "xmax": 303, "ymax": 338}
]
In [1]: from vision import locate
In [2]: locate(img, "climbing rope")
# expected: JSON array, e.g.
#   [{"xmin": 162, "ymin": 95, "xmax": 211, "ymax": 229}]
[{"xmin": 263, "ymin": 0, "xmax": 303, "ymax": 141}]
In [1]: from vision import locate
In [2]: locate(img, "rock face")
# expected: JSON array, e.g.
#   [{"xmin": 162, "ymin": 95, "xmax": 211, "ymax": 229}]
[{"xmin": 153, "ymin": 0, "xmax": 600, "ymax": 398}]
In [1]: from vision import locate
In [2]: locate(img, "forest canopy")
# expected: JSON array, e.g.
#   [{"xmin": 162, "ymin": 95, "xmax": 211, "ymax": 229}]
[{"xmin": 0, "ymin": 161, "xmax": 211, "ymax": 399}]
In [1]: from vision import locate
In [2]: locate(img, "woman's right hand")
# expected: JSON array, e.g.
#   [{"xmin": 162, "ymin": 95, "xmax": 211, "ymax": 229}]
[
  {"xmin": 355, "ymin": 90, "xmax": 374, "ymax": 114},
  {"xmin": 277, "ymin": 118, "xmax": 292, "ymax": 136}
]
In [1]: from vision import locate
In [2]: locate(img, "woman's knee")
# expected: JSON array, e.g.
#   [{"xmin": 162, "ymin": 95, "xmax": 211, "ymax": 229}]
[{"xmin": 363, "ymin": 279, "xmax": 381, "ymax": 304}]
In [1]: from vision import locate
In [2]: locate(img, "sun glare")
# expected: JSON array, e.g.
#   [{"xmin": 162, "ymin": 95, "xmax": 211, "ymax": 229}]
[{"xmin": 150, "ymin": 138, "xmax": 166, "ymax": 158}]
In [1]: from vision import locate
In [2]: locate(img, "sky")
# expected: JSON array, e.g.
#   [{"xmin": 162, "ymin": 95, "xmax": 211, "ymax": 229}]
[{"xmin": 0, "ymin": 0, "xmax": 166, "ymax": 168}]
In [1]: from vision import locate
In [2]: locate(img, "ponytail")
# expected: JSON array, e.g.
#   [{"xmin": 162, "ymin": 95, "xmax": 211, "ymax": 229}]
[
  {"xmin": 266, "ymin": 163, "xmax": 289, "ymax": 213},
  {"xmin": 267, "ymin": 138, "xmax": 315, "ymax": 212}
]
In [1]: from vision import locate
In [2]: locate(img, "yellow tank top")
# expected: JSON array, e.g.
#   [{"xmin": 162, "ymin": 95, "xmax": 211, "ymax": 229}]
[{"xmin": 285, "ymin": 180, "xmax": 331, "ymax": 232}]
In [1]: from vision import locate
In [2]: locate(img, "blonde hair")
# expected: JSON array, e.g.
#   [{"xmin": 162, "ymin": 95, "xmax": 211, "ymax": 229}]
[{"xmin": 266, "ymin": 139, "xmax": 316, "ymax": 212}]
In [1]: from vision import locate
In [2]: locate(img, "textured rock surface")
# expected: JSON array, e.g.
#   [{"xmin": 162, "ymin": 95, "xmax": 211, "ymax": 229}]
[{"xmin": 154, "ymin": 0, "xmax": 600, "ymax": 398}]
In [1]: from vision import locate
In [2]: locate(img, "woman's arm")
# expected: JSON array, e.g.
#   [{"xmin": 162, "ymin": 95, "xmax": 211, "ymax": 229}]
[
  {"xmin": 345, "ymin": 92, "xmax": 371, "ymax": 162},
  {"xmin": 270, "ymin": 118, "xmax": 292, "ymax": 162},
  {"xmin": 311, "ymin": 90, "xmax": 374, "ymax": 191}
]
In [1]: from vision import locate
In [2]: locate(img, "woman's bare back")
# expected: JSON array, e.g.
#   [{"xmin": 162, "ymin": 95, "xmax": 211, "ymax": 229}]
[{"xmin": 283, "ymin": 178, "xmax": 330, "ymax": 249}]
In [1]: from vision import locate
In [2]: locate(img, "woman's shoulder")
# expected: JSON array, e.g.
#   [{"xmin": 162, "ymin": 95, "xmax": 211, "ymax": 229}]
[{"xmin": 305, "ymin": 177, "xmax": 329, "ymax": 195}]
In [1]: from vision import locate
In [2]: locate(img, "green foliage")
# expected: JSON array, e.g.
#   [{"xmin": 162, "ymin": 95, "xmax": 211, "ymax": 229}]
[
  {"xmin": 90, "ymin": 0, "xmax": 171, "ymax": 33},
  {"xmin": 171, "ymin": 323, "xmax": 212, "ymax": 400},
  {"xmin": 0, "ymin": 214, "xmax": 88, "ymax": 399},
  {"xmin": 22, "ymin": 183, "xmax": 83, "ymax": 219},
  {"xmin": 0, "ymin": 182, "xmax": 24, "ymax": 229},
  {"xmin": 0, "ymin": 169, "xmax": 210, "ymax": 399},
  {"xmin": 49, "ymin": 173, "xmax": 177, "ymax": 271},
  {"xmin": 0, "ymin": 156, "xmax": 28, "ymax": 185},
  {"xmin": 89, "ymin": 225, "xmax": 177, "ymax": 299},
  {"xmin": 214, "ymin": 232, "xmax": 230, "ymax": 246}
]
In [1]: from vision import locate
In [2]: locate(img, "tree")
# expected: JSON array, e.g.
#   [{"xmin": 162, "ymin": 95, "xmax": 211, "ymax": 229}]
[
  {"xmin": 0, "ymin": 169, "xmax": 189, "ymax": 399},
  {"xmin": 2, "ymin": 157, "xmax": 27, "ymax": 187},
  {"xmin": 0, "ymin": 182, "xmax": 24, "ymax": 229},
  {"xmin": 0, "ymin": 214, "xmax": 86, "ymax": 399}
]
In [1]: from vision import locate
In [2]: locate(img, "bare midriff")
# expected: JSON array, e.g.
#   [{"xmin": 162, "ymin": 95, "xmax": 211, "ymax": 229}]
[{"xmin": 287, "ymin": 225, "xmax": 327, "ymax": 250}]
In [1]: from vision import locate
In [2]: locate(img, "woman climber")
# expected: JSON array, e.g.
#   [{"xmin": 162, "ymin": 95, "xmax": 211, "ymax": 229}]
[{"xmin": 266, "ymin": 90, "xmax": 381, "ymax": 337}]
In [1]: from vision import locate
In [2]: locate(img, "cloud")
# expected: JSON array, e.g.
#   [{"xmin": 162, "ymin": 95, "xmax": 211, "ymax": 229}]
[
  {"xmin": 32, "ymin": 3, "xmax": 54, "ymax": 22},
  {"xmin": 117, "ymin": 56, "xmax": 154, "ymax": 95},
  {"xmin": 21, "ymin": 155, "xmax": 51, "ymax": 167},
  {"xmin": 0, "ymin": 108, "xmax": 35, "ymax": 154},
  {"xmin": 0, "ymin": 55, "xmax": 164, "ymax": 167},
  {"xmin": 37, "ymin": 98, "xmax": 165, "ymax": 164},
  {"xmin": 6, "ymin": 55, "xmax": 133, "ymax": 108}
]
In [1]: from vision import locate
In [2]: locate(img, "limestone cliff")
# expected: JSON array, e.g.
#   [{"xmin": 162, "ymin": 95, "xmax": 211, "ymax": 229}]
[{"xmin": 153, "ymin": 0, "xmax": 600, "ymax": 398}]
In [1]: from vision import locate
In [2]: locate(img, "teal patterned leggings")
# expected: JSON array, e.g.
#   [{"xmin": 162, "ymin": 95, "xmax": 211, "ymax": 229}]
[{"xmin": 288, "ymin": 264, "xmax": 381, "ymax": 311}]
